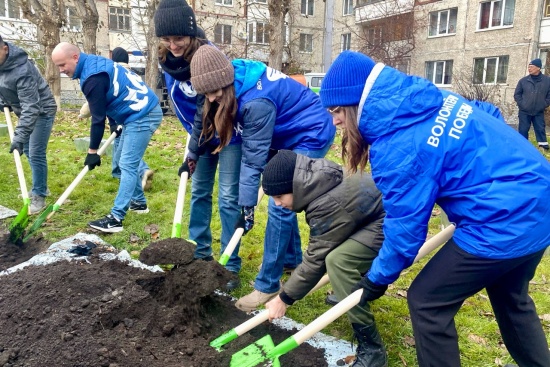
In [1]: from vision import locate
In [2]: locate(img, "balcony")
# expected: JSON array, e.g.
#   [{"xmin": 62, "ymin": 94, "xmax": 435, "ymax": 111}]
[{"xmin": 355, "ymin": 0, "xmax": 414, "ymax": 24}]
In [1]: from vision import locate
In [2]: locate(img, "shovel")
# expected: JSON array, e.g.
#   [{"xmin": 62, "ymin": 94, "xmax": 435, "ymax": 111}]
[
  {"xmin": 5, "ymin": 107, "xmax": 30, "ymax": 242},
  {"xmin": 23, "ymin": 126, "xmax": 122, "ymax": 242},
  {"xmin": 219, "ymin": 187, "xmax": 265, "ymax": 266},
  {"xmin": 171, "ymin": 133, "xmax": 191, "ymax": 238},
  {"xmin": 210, "ymin": 274, "xmax": 331, "ymax": 350},
  {"xmin": 230, "ymin": 223, "xmax": 456, "ymax": 366}
]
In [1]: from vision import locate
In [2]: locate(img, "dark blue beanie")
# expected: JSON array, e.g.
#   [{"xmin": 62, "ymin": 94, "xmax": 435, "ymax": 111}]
[
  {"xmin": 529, "ymin": 58, "xmax": 542, "ymax": 69},
  {"xmin": 320, "ymin": 51, "xmax": 376, "ymax": 108},
  {"xmin": 111, "ymin": 47, "xmax": 129, "ymax": 64}
]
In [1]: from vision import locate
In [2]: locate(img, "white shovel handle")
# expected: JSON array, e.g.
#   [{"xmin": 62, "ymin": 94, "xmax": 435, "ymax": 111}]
[
  {"xmin": 293, "ymin": 223, "xmax": 456, "ymax": 345},
  {"xmin": 172, "ymin": 133, "xmax": 191, "ymax": 237},
  {"xmin": 220, "ymin": 188, "xmax": 265, "ymax": 261},
  {"xmin": 5, "ymin": 107, "xmax": 29, "ymax": 203},
  {"xmin": 48, "ymin": 126, "xmax": 121, "ymax": 219}
]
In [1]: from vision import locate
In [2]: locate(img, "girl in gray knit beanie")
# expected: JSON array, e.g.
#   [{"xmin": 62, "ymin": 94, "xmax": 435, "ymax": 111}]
[{"xmin": 190, "ymin": 44, "xmax": 337, "ymax": 313}]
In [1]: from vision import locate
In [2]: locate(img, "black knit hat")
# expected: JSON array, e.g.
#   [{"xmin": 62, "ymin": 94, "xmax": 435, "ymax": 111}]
[
  {"xmin": 154, "ymin": 0, "xmax": 197, "ymax": 38},
  {"xmin": 262, "ymin": 150, "xmax": 297, "ymax": 196},
  {"xmin": 111, "ymin": 47, "xmax": 129, "ymax": 64}
]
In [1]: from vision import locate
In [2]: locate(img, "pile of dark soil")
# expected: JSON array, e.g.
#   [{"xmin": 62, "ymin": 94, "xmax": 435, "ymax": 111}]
[{"xmin": 0, "ymin": 230, "xmax": 328, "ymax": 367}]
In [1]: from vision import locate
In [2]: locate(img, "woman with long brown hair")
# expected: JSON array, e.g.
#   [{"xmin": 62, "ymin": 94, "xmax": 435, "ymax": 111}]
[
  {"xmin": 320, "ymin": 50, "xmax": 550, "ymax": 367},
  {"xmin": 190, "ymin": 45, "xmax": 336, "ymax": 311},
  {"xmin": 154, "ymin": 0, "xmax": 242, "ymax": 290}
]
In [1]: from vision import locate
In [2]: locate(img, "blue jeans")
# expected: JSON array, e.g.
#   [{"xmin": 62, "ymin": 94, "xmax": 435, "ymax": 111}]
[
  {"xmin": 190, "ymin": 144, "xmax": 242, "ymax": 273},
  {"xmin": 111, "ymin": 106, "xmax": 162, "ymax": 220},
  {"xmin": 254, "ymin": 140, "xmax": 335, "ymax": 293},
  {"xmin": 111, "ymin": 136, "xmax": 149, "ymax": 179},
  {"xmin": 23, "ymin": 113, "xmax": 55, "ymax": 197}
]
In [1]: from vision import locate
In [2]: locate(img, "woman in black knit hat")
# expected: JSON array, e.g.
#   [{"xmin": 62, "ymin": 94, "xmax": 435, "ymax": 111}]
[{"xmin": 154, "ymin": 0, "xmax": 243, "ymax": 291}]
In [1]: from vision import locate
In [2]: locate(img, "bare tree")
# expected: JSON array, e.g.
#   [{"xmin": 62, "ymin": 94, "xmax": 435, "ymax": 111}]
[
  {"xmin": 452, "ymin": 65, "xmax": 501, "ymax": 103},
  {"xmin": 20, "ymin": 0, "xmax": 66, "ymax": 107},
  {"xmin": 143, "ymin": 0, "xmax": 160, "ymax": 90},
  {"xmin": 73, "ymin": 0, "xmax": 99, "ymax": 54},
  {"xmin": 267, "ymin": 0, "xmax": 290, "ymax": 70}
]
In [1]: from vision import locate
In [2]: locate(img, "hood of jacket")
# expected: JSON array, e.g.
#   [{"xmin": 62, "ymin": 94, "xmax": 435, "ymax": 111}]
[
  {"xmin": 358, "ymin": 64, "xmax": 443, "ymax": 145},
  {"xmin": 232, "ymin": 59, "xmax": 266, "ymax": 99},
  {"xmin": 0, "ymin": 43, "xmax": 28, "ymax": 72},
  {"xmin": 292, "ymin": 154, "xmax": 343, "ymax": 212}
]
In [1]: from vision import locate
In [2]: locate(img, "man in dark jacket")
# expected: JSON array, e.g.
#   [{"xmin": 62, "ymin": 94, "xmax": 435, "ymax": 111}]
[
  {"xmin": 514, "ymin": 58, "xmax": 550, "ymax": 151},
  {"xmin": 0, "ymin": 35, "xmax": 57, "ymax": 213},
  {"xmin": 262, "ymin": 150, "xmax": 387, "ymax": 367}
]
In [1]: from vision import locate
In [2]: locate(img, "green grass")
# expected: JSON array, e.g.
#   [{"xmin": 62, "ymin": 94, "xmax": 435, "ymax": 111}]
[{"xmin": 1, "ymin": 111, "xmax": 549, "ymax": 366}]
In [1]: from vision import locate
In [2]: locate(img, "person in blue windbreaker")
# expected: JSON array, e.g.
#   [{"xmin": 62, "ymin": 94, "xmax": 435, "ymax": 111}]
[
  {"xmin": 51, "ymin": 42, "xmax": 162, "ymax": 233},
  {"xmin": 190, "ymin": 45, "xmax": 336, "ymax": 311},
  {"xmin": 319, "ymin": 51, "xmax": 550, "ymax": 367},
  {"xmin": 154, "ymin": 0, "xmax": 242, "ymax": 291}
]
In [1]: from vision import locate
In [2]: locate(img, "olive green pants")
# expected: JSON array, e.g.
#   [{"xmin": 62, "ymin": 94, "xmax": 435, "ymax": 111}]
[{"xmin": 325, "ymin": 238, "xmax": 379, "ymax": 325}]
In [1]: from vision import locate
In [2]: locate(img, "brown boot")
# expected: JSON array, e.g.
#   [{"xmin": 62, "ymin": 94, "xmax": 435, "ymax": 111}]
[{"xmin": 235, "ymin": 290, "xmax": 279, "ymax": 312}]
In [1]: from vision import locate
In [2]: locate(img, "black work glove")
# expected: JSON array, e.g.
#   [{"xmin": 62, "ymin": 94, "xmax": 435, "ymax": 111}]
[
  {"xmin": 235, "ymin": 206, "xmax": 255, "ymax": 235},
  {"xmin": 352, "ymin": 277, "xmax": 388, "ymax": 306},
  {"xmin": 178, "ymin": 158, "xmax": 197, "ymax": 178},
  {"xmin": 84, "ymin": 153, "xmax": 101, "ymax": 170},
  {"xmin": 109, "ymin": 125, "xmax": 122, "ymax": 137},
  {"xmin": 9, "ymin": 141, "xmax": 24, "ymax": 156}
]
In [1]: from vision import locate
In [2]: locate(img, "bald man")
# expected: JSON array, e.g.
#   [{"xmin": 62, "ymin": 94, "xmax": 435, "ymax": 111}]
[{"xmin": 52, "ymin": 42, "xmax": 162, "ymax": 233}]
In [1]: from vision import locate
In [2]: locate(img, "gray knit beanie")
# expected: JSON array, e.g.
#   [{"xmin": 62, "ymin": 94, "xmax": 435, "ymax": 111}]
[
  {"xmin": 154, "ymin": 0, "xmax": 197, "ymax": 38},
  {"xmin": 262, "ymin": 150, "xmax": 297, "ymax": 196},
  {"xmin": 190, "ymin": 45, "xmax": 234, "ymax": 94}
]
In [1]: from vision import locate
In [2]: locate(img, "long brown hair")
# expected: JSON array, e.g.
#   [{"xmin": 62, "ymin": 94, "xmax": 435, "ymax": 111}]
[
  {"xmin": 201, "ymin": 84, "xmax": 238, "ymax": 153},
  {"xmin": 341, "ymin": 106, "xmax": 370, "ymax": 174},
  {"xmin": 158, "ymin": 37, "xmax": 206, "ymax": 63}
]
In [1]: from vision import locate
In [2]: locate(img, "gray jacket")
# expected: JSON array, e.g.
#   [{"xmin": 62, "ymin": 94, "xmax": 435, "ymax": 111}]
[
  {"xmin": 281, "ymin": 155, "xmax": 385, "ymax": 302},
  {"xmin": 0, "ymin": 42, "xmax": 57, "ymax": 144}
]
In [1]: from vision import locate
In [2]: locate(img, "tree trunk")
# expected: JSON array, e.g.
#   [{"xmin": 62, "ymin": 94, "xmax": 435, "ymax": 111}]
[
  {"xmin": 268, "ymin": 1, "xmax": 290, "ymax": 70},
  {"xmin": 144, "ymin": 0, "xmax": 160, "ymax": 90},
  {"xmin": 74, "ymin": 0, "xmax": 99, "ymax": 54}
]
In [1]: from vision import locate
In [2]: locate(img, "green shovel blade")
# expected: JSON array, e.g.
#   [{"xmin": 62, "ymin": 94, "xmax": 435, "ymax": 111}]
[
  {"xmin": 8, "ymin": 201, "xmax": 29, "ymax": 243},
  {"xmin": 229, "ymin": 334, "xmax": 281, "ymax": 367},
  {"xmin": 22, "ymin": 204, "xmax": 53, "ymax": 242}
]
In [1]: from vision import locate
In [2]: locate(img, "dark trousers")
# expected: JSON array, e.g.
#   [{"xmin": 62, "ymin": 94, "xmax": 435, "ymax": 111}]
[
  {"xmin": 518, "ymin": 111, "xmax": 548, "ymax": 144},
  {"xmin": 407, "ymin": 239, "xmax": 550, "ymax": 367}
]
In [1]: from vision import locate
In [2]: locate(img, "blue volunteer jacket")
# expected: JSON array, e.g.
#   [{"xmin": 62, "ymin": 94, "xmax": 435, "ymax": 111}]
[
  {"xmin": 233, "ymin": 59, "xmax": 336, "ymax": 206},
  {"xmin": 74, "ymin": 53, "xmax": 159, "ymax": 123},
  {"xmin": 358, "ymin": 64, "xmax": 550, "ymax": 286}
]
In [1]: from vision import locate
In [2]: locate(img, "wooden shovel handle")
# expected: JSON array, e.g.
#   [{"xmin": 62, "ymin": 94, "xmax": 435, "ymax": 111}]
[
  {"xmin": 47, "ymin": 126, "xmax": 122, "ymax": 219},
  {"xmin": 4, "ymin": 107, "xmax": 29, "ymax": 203},
  {"xmin": 172, "ymin": 133, "xmax": 191, "ymax": 238}
]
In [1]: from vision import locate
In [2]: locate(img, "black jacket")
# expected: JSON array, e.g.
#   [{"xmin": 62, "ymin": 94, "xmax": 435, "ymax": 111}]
[{"xmin": 514, "ymin": 73, "xmax": 550, "ymax": 116}]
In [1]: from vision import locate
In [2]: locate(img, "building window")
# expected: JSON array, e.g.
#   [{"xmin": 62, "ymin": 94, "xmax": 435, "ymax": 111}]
[
  {"xmin": 366, "ymin": 27, "xmax": 383, "ymax": 47},
  {"xmin": 109, "ymin": 7, "xmax": 131, "ymax": 32},
  {"xmin": 429, "ymin": 8, "xmax": 457, "ymax": 37},
  {"xmin": 214, "ymin": 24, "xmax": 232, "ymax": 45},
  {"xmin": 343, "ymin": 0, "xmax": 353, "ymax": 15},
  {"xmin": 66, "ymin": 6, "xmax": 82, "ymax": 32},
  {"xmin": 394, "ymin": 59, "xmax": 410, "ymax": 74},
  {"xmin": 251, "ymin": 0, "xmax": 267, "ymax": 3},
  {"xmin": 299, "ymin": 33, "xmax": 313, "ymax": 52},
  {"xmin": 545, "ymin": 0, "xmax": 550, "ymax": 17},
  {"xmin": 248, "ymin": 22, "xmax": 269, "ymax": 44},
  {"xmin": 341, "ymin": 33, "xmax": 351, "ymax": 51},
  {"xmin": 215, "ymin": 0, "xmax": 233, "ymax": 5},
  {"xmin": 0, "ymin": 0, "xmax": 20, "ymax": 19},
  {"xmin": 473, "ymin": 56, "xmax": 509, "ymax": 84},
  {"xmin": 478, "ymin": 0, "xmax": 515, "ymax": 30},
  {"xmin": 301, "ymin": 0, "xmax": 314, "ymax": 16},
  {"xmin": 425, "ymin": 60, "xmax": 453, "ymax": 85}
]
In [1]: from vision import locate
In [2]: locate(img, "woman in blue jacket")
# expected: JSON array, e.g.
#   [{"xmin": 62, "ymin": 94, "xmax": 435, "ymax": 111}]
[
  {"xmin": 189, "ymin": 45, "xmax": 336, "ymax": 310},
  {"xmin": 154, "ymin": 0, "xmax": 242, "ymax": 289},
  {"xmin": 319, "ymin": 51, "xmax": 550, "ymax": 367}
]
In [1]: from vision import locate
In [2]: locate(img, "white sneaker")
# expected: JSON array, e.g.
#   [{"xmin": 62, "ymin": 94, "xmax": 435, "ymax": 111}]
[{"xmin": 235, "ymin": 290, "xmax": 279, "ymax": 312}]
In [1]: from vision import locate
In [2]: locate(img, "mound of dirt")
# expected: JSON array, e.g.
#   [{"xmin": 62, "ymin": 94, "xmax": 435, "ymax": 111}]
[
  {"xmin": 0, "ymin": 232, "xmax": 50, "ymax": 272},
  {"xmin": 0, "ymin": 233, "xmax": 328, "ymax": 367}
]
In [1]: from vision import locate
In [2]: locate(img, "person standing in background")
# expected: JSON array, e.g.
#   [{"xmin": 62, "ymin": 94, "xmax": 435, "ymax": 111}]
[
  {"xmin": 514, "ymin": 58, "xmax": 550, "ymax": 152},
  {"xmin": 0, "ymin": 34, "xmax": 57, "ymax": 213}
]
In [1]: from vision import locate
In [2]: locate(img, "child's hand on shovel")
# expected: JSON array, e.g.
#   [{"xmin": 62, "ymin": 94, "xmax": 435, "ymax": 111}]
[{"xmin": 265, "ymin": 295, "xmax": 288, "ymax": 321}]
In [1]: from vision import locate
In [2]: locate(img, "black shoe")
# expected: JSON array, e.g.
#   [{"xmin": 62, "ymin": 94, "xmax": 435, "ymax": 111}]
[
  {"xmin": 351, "ymin": 322, "xmax": 388, "ymax": 367},
  {"xmin": 225, "ymin": 272, "xmax": 241, "ymax": 292},
  {"xmin": 325, "ymin": 294, "xmax": 339, "ymax": 306},
  {"xmin": 538, "ymin": 144, "xmax": 549, "ymax": 151},
  {"xmin": 88, "ymin": 214, "xmax": 123, "ymax": 233},
  {"xmin": 129, "ymin": 201, "xmax": 149, "ymax": 214}
]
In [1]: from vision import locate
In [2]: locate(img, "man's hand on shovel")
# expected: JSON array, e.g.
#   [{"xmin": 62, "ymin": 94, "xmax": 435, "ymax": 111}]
[
  {"xmin": 84, "ymin": 152, "xmax": 101, "ymax": 170},
  {"xmin": 9, "ymin": 141, "xmax": 24, "ymax": 156}
]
